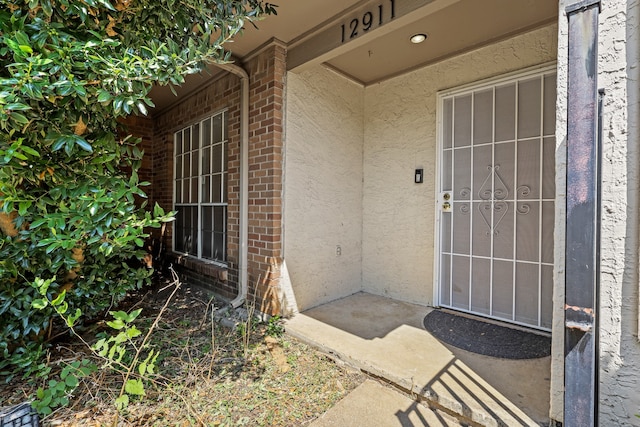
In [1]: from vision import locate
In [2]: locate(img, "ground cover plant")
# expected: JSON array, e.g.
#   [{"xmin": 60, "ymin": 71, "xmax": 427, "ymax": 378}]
[
  {"xmin": 0, "ymin": 0, "xmax": 275, "ymax": 378},
  {"xmin": 2, "ymin": 276, "xmax": 365, "ymax": 425}
]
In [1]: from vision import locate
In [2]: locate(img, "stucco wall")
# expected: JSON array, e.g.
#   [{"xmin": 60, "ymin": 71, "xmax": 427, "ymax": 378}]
[
  {"xmin": 597, "ymin": 1, "xmax": 640, "ymax": 421},
  {"xmin": 362, "ymin": 24, "xmax": 558, "ymax": 306},
  {"xmin": 284, "ymin": 67, "xmax": 365, "ymax": 311},
  {"xmin": 550, "ymin": 4, "xmax": 567, "ymax": 420}
]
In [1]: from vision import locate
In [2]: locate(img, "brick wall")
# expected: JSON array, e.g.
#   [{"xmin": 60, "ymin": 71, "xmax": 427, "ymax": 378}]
[
  {"xmin": 142, "ymin": 42, "xmax": 286, "ymax": 315},
  {"xmin": 245, "ymin": 44, "xmax": 286, "ymax": 315},
  {"xmin": 120, "ymin": 115, "xmax": 154, "ymax": 201},
  {"xmin": 152, "ymin": 73, "xmax": 242, "ymax": 297}
]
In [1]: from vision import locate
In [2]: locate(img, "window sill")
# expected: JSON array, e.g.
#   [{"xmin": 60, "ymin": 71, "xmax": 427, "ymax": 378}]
[{"xmin": 167, "ymin": 252, "xmax": 228, "ymax": 282}]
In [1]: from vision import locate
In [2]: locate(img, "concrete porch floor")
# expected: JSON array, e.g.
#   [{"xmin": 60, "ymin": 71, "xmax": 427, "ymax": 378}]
[{"xmin": 284, "ymin": 292, "xmax": 551, "ymax": 427}]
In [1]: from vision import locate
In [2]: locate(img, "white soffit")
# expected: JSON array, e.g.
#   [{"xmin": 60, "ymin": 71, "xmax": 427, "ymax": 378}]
[
  {"xmin": 149, "ymin": 0, "xmax": 558, "ymax": 112},
  {"xmin": 320, "ymin": 0, "xmax": 559, "ymax": 85}
]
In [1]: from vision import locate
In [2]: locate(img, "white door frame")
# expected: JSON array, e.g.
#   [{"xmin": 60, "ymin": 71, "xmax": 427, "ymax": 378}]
[{"xmin": 433, "ymin": 62, "xmax": 557, "ymax": 330}]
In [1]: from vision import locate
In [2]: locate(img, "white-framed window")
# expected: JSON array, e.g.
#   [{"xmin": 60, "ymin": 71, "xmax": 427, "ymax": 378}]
[{"xmin": 173, "ymin": 111, "xmax": 228, "ymax": 262}]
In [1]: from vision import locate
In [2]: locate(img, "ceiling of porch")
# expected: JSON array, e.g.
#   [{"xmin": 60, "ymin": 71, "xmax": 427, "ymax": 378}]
[{"xmin": 150, "ymin": 0, "xmax": 558, "ymax": 113}]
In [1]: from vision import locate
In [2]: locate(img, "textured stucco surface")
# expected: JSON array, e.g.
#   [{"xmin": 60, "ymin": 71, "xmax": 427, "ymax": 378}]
[
  {"xmin": 284, "ymin": 67, "xmax": 365, "ymax": 311},
  {"xmin": 362, "ymin": 25, "xmax": 558, "ymax": 306},
  {"xmin": 284, "ymin": 25, "xmax": 558, "ymax": 312},
  {"xmin": 598, "ymin": 0, "xmax": 640, "ymax": 420},
  {"xmin": 550, "ymin": 4, "xmax": 567, "ymax": 421}
]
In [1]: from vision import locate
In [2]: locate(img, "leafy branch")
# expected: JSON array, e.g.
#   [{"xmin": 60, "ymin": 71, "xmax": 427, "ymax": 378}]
[{"xmin": 30, "ymin": 268, "xmax": 183, "ymax": 416}]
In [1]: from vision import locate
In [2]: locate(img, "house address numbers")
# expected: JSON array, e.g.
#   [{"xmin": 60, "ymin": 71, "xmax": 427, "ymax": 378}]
[{"xmin": 340, "ymin": 0, "xmax": 396, "ymax": 43}]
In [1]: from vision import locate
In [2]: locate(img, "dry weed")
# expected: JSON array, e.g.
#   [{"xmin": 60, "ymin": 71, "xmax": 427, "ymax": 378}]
[{"xmin": 3, "ymin": 281, "xmax": 364, "ymax": 426}]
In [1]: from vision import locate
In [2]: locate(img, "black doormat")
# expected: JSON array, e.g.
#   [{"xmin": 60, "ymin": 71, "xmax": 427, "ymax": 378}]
[{"xmin": 423, "ymin": 310, "xmax": 551, "ymax": 359}]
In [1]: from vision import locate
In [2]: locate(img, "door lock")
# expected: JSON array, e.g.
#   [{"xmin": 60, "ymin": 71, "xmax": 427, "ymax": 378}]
[{"xmin": 441, "ymin": 192, "xmax": 452, "ymax": 212}]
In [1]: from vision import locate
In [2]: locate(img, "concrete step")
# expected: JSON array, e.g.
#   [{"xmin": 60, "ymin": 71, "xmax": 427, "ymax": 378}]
[
  {"xmin": 310, "ymin": 379, "xmax": 470, "ymax": 427},
  {"xmin": 285, "ymin": 293, "xmax": 549, "ymax": 427}
]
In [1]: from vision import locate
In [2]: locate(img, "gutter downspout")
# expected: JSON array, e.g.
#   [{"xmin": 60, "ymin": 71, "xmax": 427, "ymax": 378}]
[{"xmin": 218, "ymin": 62, "xmax": 250, "ymax": 309}]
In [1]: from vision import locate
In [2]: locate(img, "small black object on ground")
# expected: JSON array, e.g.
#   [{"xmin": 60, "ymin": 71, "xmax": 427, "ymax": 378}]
[{"xmin": 0, "ymin": 402, "xmax": 39, "ymax": 427}]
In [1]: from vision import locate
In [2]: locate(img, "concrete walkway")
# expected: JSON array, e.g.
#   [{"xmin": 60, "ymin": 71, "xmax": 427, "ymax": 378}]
[
  {"xmin": 310, "ymin": 380, "xmax": 466, "ymax": 427},
  {"xmin": 285, "ymin": 293, "xmax": 551, "ymax": 427}
]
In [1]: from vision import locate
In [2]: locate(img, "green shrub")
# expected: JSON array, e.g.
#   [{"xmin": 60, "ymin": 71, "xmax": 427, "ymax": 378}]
[{"xmin": 0, "ymin": 0, "xmax": 275, "ymax": 378}]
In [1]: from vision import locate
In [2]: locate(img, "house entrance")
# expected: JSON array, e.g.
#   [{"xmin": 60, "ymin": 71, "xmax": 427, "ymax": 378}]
[{"xmin": 437, "ymin": 66, "xmax": 556, "ymax": 330}]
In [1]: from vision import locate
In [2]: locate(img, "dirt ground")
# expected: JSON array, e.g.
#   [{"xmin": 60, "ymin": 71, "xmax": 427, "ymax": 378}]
[{"xmin": 2, "ymin": 277, "xmax": 365, "ymax": 426}]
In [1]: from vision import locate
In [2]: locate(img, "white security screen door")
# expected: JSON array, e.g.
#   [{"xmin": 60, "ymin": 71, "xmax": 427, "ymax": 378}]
[{"xmin": 438, "ymin": 67, "xmax": 556, "ymax": 330}]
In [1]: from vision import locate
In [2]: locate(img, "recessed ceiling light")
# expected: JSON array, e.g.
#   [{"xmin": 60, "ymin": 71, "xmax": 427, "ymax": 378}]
[{"xmin": 410, "ymin": 33, "xmax": 427, "ymax": 44}]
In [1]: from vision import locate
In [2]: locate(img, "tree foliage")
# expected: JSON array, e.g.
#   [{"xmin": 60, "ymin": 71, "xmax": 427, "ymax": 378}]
[{"xmin": 0, "ymin": 0, "xmax": 276, "ymax": 376}]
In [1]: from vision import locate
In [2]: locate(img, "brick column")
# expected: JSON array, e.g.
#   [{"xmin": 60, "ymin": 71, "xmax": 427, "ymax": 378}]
[{"xmin": 244, "ymin": 43, "xmax": 286, "ymax": 315}]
